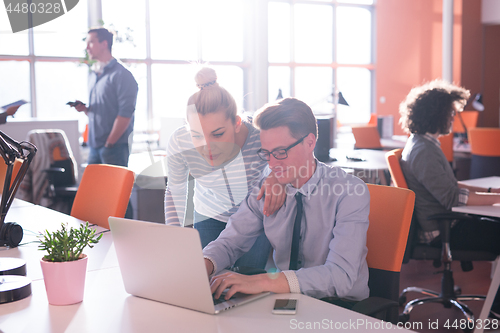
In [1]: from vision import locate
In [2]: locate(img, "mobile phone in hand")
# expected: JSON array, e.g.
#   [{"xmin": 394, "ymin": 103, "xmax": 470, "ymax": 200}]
[
  {"xmin": 272, "ymin": 298, "xmax": 297, "ymax": 315},
  {"xmin": 66, "ymin": 101, "xmax": 83, "ymax": 107}
]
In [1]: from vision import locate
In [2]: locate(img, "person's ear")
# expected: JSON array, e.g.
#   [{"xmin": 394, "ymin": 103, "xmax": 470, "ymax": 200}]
[
  {"xmin": 234, "ymin": 115, "xmax": 242, "ymax": 133},
  {"xmin": 305, "ymin": 133, "xmax": 316, "ymax": 151}
]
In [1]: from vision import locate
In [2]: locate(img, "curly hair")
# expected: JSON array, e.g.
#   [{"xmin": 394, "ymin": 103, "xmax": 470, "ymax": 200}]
[{"xmin": 399, "ymin": 80, "xmax": 470, "ymax": 135}]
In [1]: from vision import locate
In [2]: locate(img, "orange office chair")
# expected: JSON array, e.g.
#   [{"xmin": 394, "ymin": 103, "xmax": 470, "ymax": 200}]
[
  {"xmin": 385, "ymin": 149, "xmax": 497, "ymax": 324},
  {"xmin": 0, "ymin": 158, "xmax": 22, "ymax": 193},
  {"xmin": 71, "ymin": 164, "xmax": 135, "ymax": 229},
  {"xmin": 468, "ymin": 128, "xmax": 500, "ymax": 179},
  {"xmin": 452, "ymin": 111, "xmax": 479, "ymax": 134},
  {"xmin": 368, "ymin": 113, "xmax": 378, "ymax": 126},
  {"xmin": 438, "ymin": 133, "xmax": 454, "ymax": 164},
  {"xmin": 351, "ymin": 125, "xmax": 382, "ymax": 149},
  {"xmin": 384, "ymin": 149, "xmax": 408, "ymax": 188},
  {"xmin": 349, "ymin": 184, "xmax": 415, "ymax": 324}
]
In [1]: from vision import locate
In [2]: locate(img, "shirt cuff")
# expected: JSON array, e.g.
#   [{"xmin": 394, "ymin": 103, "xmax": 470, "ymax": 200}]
[
  {"xmin": 204, "ymin": 255, "xmax": 217, "ymax": 278},
  {"xmin": 458, "ymin": 188, "xmax": 469, "ymax": 206},
  {"xmin": 282, "ymin": 270, "xmax": 301, "ymax": 294}
]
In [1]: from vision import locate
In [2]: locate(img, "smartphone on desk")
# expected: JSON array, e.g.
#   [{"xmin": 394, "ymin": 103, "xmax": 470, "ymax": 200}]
[{"xmin": 272, "ymin": 298, "xmax": 298, "ymax": 315}]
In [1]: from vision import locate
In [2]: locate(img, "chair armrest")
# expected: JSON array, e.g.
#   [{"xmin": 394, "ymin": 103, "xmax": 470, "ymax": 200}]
[
  {"xmin": 351, "ymin": 297, "xmax": 399, "ymax": 321},
  {"xmin": 427, "ymin": 212, "xmax": 475, "ymax": 222}
]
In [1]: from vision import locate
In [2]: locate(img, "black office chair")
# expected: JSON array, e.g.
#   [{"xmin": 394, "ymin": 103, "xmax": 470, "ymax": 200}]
[
  {"xmin": 399, "ymin": 212, "xmax": 498, "ymax": 328},
  {"xmin": 19, "ymin": 129, "xmax": 78, "ymax": 214},
  {"xmin": 385, "ymin": 149, "xmax": 497, "ymax": 328}
]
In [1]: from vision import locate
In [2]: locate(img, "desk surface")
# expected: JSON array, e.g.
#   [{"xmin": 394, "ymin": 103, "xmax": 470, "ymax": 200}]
[
  {"xmin": 452, "ymin": 177, "xmax": 500, "ymax": 218},
  {"xmin": 0, "ymin": 266, "xmax": 413, "ymax": 333},
  {"xmin": 0, "ymin": 202, "xmax": 414, "ymax": 332},
  {"xmin": 328, "ymin": 148, "xmax": 388, "ymax": 171}
]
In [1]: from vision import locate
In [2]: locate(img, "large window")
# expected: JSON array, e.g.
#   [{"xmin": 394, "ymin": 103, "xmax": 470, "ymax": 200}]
[
  {"xmin": 0, "ymin": 0, "xmax": 375, "ymax": 140},
  {"xmin": 268, "ymin": 0, "xmax": 374, "ymax": 124}
]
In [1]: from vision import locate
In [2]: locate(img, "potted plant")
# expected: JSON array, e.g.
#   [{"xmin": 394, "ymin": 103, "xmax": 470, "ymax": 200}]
[{"xmin": 39, "ymin": 222, "xmax": 102, "ymax": 305}]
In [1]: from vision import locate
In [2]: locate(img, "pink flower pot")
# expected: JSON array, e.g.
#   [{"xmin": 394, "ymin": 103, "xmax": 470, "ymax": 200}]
[{"xmin": 40, "ymin": 254, "xmax": 88, "ymax": 305}]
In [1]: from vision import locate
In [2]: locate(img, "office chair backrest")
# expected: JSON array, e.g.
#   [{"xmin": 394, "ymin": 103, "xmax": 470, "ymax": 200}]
[
  {"xmin": 438, "ymin": 133, "xmax": 454, "ymax": 163},
  {"xmin": 364, "ymin": 184, "xmax": 414, "ymax": 323},
  {"xmin": 468, "ymin": 128, "xmax": 500, "ymax": 179},
  {"xmin": 452, "ymin": 111, "xmax": 479, "ymax": 134},
  {"xmin": 351, "ymin": 125, "xmax": 382, "ymax": 149},
  {"xmin": 0, "ymin": 158, "xmax": 23, "ymax": 192},
  {"xmin": 71, "ymin": 164, "xmax": 135, "ymax": 229},
  {"xmin": 366, "ymin": 184, "xmax": 415, "ymax": 272},
  {"xmin": 385, "ymin": 149, "xmax": 408, "ymax": 188},
  {"xmin": 468, "ymin": 128, "xmax": 500, "ymax": 156}
]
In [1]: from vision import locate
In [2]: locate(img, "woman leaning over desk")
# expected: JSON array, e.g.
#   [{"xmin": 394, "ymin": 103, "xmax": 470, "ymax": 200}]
[
  {"xmin": 165, "ymin": 67, "xmax": 285, "ymax": 270},
  {"xmin": 399, "ymin": 80, "xmax": 500, "ymax": 316}
]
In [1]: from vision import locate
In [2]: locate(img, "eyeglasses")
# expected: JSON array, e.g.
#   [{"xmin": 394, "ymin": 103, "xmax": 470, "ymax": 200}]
[{"xmin": 257, "ymin": 134, "xmax": 308, "ymax": 161}]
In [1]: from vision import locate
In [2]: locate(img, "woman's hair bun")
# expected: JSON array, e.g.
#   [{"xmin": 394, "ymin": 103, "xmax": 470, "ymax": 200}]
[{"xmin": 195, "ymin": 67, "xmax": 218, "ymax": 90}]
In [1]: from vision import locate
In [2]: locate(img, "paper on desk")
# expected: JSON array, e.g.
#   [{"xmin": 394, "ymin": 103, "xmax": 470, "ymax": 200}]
[{"xmin": 1, "ymin": 99, "xmax": 29, "ymax": 110}]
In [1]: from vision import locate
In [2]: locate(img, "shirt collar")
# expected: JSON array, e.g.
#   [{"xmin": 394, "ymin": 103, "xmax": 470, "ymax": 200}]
[
  {"xmin": 286, "ymin": 160, "xmax": 324, "ymax": 199},
  {"xmin": 420, "ymin": 133, "xmax": 441, "ymax": 148},
  {"xmin": 92, "ymin": 58, "xmax": 115, "ymax": 75}
]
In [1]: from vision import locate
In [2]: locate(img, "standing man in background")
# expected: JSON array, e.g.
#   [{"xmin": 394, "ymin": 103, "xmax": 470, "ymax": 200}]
[
  {"xmin": 71, "ymin": 27, "xmax": 138, "ymax": 218},
  {"xmin": 71, "ymin": 27, "xmax": 138, "ymax": 168}
]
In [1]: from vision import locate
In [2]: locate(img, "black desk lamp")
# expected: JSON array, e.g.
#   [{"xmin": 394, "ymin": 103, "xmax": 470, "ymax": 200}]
[
  {"xmin": 314, "ymin": 90, "xmax": 349, "ymax": 162},
  {"xmin": 0, "ymin": 130, "xmax": 36, "ymax": 304}
]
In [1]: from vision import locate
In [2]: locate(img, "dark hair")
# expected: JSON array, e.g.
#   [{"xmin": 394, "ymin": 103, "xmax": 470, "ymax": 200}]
[
  {"xmin": 88, "ymin": 28, "xmax": 114, "ymax": 52},
  {"xmin": 399, "ymin": 80, "xmax": 470, "ymax": 135},
  {"xmin": 253, "ymin": 97, "xmax": 318, "ymax": 140}
]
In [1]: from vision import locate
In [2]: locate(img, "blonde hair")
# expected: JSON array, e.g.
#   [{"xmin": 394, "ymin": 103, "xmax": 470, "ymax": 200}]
[
  {"xmin": 253, "ymin": 97, "xmax": 318, "ymax": 140},
  {"xmin": 187, "ymin": 67, "xmax": 238, "ymax": 123}
]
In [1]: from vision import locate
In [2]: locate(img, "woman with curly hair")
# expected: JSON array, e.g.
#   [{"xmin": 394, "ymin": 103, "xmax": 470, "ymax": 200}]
[
  {"xmin": 400, "ymin": 80, "xmax": 500, "ymax": 248},
  {"xmin": 399, "ymin": 78, "xmax": 500, "ymax": 256},
  {"xmin": 399, "ymin": 79, "xmax": 500, "ymax": 316}
]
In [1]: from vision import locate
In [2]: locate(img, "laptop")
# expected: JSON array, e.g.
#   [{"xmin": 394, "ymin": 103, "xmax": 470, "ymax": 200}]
[{"xmin": 108, "ymin": 217, "xmax": 270, "ymax": 314}]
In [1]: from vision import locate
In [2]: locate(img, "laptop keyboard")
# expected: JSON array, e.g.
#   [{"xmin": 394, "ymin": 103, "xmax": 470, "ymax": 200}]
[
  {"xmin": 213, "ymin": 295, "xmax": 228, "ymax": 305},
  {"xmin": 213, "ymin": 291, "xmax": 235, "ymax": 305}
]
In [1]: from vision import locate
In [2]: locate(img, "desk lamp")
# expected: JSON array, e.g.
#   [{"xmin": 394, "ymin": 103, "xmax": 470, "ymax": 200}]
[
  {"xmin": 314, "ymin": 90, "xmax": 349, "ymax": 162},
  {"xmin": 0, "ymin": 130, "xmax": 36, "ymax": 304}
]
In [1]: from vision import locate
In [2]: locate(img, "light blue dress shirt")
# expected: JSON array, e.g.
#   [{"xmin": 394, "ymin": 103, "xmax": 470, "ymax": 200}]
[{"xmin": 203, "ymin": 162, "xmax": 370, "ymax": 301}]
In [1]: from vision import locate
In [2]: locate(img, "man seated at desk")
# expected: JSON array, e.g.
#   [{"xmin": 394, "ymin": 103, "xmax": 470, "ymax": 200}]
[
  {"xmin": 203, "ymin": 97, "xmax": 370, "ymax": 304},
  {"xmin": 399, "ymin": 80, "xmax": 500, "ymax": 316}
]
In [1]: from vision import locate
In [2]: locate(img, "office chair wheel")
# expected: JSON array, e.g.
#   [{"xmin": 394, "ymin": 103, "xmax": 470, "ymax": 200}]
[
  {"xmin": 398, "ymin": 313, "xmax": 409, "ymax": 323},
  {"xmin": 398, "ymin": 295, "xmax": 407, "ymax": 306}
]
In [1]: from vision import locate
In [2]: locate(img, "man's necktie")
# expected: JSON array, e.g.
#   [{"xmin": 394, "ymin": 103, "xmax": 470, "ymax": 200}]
[{"xmin": 289, "ymin": 192, "xmax": 303, "ymax": 270}]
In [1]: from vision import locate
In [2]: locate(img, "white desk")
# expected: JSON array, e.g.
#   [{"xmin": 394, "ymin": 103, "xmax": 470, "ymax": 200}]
[
  {"xmin": 452, "ymin": 177, "xmax": 500, "ymax": 218},
  {"xmin": 327, "ymin": 148, "xmax": 390, "ymax": 185},
  {"xmin": 0, "ymin": 267, "xmax": 415, "ymax": 333},
  {"xmin": 0, "ymin": 203, "xmax": 415, "ymax": 333},
  {"xmin": 450, "ymin": 177, "xmax": 500, "ymax": 333}
]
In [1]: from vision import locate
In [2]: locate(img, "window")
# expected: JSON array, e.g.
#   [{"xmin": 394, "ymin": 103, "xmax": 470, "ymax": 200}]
[
  {"xmin": 0, "ymin": 0, "xmax": 375, "ymax": 142},
  {"xmin": 268, "ymin": 0, "xmax": 375, "ymax": 124},
  {"xmin": 0, "ymin": 0, "xmax": 89, "ymax": 128}
]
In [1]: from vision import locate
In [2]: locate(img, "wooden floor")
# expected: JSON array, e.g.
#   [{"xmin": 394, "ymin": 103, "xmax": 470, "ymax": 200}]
[{"xmin": 399, "ymin": 259, "xmax": 499, "ymax": 332}]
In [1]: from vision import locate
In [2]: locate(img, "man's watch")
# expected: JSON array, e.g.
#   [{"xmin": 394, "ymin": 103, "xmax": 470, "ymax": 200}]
[{"xmin": 104, "ymin": 142, "xmax": 114, "ymax": 148}]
